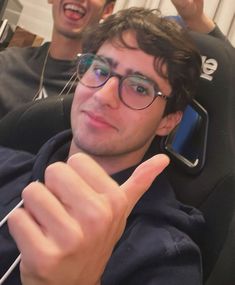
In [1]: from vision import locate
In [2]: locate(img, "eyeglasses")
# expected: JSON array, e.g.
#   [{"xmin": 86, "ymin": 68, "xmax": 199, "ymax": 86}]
[{"xmin": 77, "ymin": 53, "xmax": 170, "ymax": 110}]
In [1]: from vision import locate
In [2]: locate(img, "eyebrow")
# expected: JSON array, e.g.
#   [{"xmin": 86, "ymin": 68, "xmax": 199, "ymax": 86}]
[
  {"xmin": 104, "ymin": 56, "xmax": 118, "ymax": 69},
  {"xmin": 98, "ymin": 54, "xmax": 169, "ymax": 95},
  {"xmin": 102, "ymin": 56, "xmax": 147, "ymax": 77}
]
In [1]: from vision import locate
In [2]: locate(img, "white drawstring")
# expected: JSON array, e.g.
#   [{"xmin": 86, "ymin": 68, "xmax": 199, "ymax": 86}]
[
  {"xmin": 0, "ymin": 254, "xmax": 21, "ymax": 284},
  {"xmin": 0, "ymin": 199, "xmax": 24, "ymax": 284},
  {"xmin": 0, "ymin": 59, "xmax": 78, "ymax": 284},
  {"xmin": 0, "ymin": 200, "xmax": 24, "ymax": 227}
]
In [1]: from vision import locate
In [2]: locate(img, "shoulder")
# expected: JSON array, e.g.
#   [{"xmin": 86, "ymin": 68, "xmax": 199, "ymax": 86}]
[
  {"xmin": 0, "ymin": 42, "xmax": 50, "ymax": 64},
  {"xmin": 189, "ymin": 30, "xmax": 235, "ymax": 57},
  {"xmin": 208, "ymin": 25, "xmax": 231, "ymax": 43},
  {"xmin": 189, "ymin": 30, "xmax": 235, "ymax": 84},
  {"xmin": 0, "ymin": 46, "xmax": 33, "ymax": 60},
  {"xmin": 0, "ymin": 146, "xmax": 35, "ymax": 178}
]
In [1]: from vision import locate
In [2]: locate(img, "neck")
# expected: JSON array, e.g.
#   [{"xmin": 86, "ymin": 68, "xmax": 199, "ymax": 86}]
[
  {"xmin": 68, "ymin": 140, "xmax": 150, "ymax": 175},
  {"xmin": 49, "ymin": 32, "xmax": 83, "ymax": 60}
]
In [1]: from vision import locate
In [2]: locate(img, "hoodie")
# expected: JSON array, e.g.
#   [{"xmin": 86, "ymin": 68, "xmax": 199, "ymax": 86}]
[{"xmin": 0, "ymin": 130, "xmax": 204, "ymax": 285}]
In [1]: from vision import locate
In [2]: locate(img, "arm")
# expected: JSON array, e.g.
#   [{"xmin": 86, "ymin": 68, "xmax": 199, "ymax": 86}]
[
  {"xmin": 8, "ymin": 153, "xmax": 169, "ymax": 285},
  {"xmin": 171, "ymin": 0, "xmax": 215, "ymax": 33},
  {"xmin": 171, "ymin": 0, "xmax": 232, "ymax": 43}
]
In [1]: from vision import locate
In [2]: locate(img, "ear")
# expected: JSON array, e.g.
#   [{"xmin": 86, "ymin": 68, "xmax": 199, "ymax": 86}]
[
  {"xmin": 101, "ymin": 2, "xmax": 115, "ymax": 20},
  {"xmin": 155, "ymin": 111, "xmax": 182, "ymax": 136}
]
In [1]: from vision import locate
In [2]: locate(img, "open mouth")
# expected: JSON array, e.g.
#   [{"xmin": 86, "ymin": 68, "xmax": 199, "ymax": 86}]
[{"xmin": 63, "ymin": 3, "xmax": 86, "ymax": 20}]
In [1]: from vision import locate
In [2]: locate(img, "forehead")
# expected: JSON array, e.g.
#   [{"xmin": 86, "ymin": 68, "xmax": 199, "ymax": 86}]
[{"xmin": 96, "ymin": 32, "xmax": 154, "ymax": 73}]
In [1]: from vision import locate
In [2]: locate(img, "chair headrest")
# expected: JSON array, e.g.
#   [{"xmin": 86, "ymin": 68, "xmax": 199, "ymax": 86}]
[{"xmin": 166, "ymin": 32, "xmax": 235, "ymax": 207}]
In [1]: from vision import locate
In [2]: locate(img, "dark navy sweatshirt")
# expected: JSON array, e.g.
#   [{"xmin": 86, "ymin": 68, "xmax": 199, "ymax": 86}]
[{"xmin": 0, "ymin": 130, "xmax": 204, "ymax": 285}]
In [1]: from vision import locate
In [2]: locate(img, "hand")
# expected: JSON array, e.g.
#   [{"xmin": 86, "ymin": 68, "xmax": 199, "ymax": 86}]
[
  {"xmin": 171, "ymin": 0, "xmax": 215, "ymax": 33},
  {"xmin": 171, "ymin": 0, "xmax": 204, "ymax": 21},
  {"xmin": 8, "ymin": 153, "xmax": 169, "ymax": 285}
]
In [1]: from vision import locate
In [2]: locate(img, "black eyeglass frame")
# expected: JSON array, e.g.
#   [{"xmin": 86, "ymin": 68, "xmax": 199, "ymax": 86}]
[{"xmin": 77, "ymin": 53, "xmax": 171, "ymax": 110}]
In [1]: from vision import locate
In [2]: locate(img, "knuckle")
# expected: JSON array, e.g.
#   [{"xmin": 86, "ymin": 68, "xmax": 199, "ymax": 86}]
[
  {"xmin": 44, "ymin": 162, "xmax": 65, "ymax": 181},
  {"xmin": 62, "ymin": 223, "xmax": 83, "ymax": 252},
  {"xmin": 22, "ymin": 182, "xmax": 43, "ymax": 201},
  {"xmin": 108, "ymin": 190, "xmax": 128, "ymax": 216},
  {"xmin": 85, "ymin": 203, "xmax": 114, "ymax": 233}
]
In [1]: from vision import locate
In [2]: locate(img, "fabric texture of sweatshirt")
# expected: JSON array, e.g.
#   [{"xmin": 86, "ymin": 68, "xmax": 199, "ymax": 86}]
[{"xmin": 0, "ymin": 130, "xmax": 204, "ymax": 285}]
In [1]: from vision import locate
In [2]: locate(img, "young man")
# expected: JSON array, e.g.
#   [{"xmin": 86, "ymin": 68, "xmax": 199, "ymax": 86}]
[
  {"xmin": 0, "ymin": 7, "xmax": 204, "ymax": 285},
  {"xmin": 0, "ymin": 0, "xmax": 115, "ymax": 119},
  {"xmin": 0, "ymin": 0, "xmax": 228, "ymax": 121}
]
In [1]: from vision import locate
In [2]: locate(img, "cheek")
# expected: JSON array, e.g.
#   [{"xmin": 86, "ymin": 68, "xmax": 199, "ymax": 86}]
[
  {"xmin": 133, "ymin": 107, "xmax": 165, "ymax": 136},
  {"xmin": 71, "ymin": 85, "xmax": 88, "ymax": 119},
  {"xmin": 88, "ymin": 1, "xmax": 104, "ymax": 16},
  {"xmin": 74, "ymin": 84, "xmax": 90, "ymax": 105}
]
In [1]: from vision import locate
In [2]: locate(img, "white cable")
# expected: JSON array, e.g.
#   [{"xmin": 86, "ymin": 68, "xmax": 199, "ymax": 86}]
[
  {"xmin": 0, "ymin": 254, "xmax": 21, "ymax": 284},
  {"xmin": 0, "ymin": 199, "xmax": 24, "ymax": 227},
  {"xmin": 0, "ymin": 199, "xmax": 24, "ymax": 284}
]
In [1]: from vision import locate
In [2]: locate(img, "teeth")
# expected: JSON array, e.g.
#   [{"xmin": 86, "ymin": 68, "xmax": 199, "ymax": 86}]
[{"xmin": 64, "ymin": 4, "xmax": 84, "ymax": 14}]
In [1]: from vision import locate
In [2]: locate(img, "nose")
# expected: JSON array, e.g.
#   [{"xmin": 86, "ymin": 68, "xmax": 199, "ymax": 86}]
[{"xmin": 93, "ymin": 76, "xmax": 120, "ymax": 109}]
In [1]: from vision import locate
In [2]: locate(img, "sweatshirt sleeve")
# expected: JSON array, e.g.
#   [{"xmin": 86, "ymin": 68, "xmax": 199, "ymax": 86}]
[{"xmin": 208, "ymin": 25, "xmax": 233, "ymax": 47}]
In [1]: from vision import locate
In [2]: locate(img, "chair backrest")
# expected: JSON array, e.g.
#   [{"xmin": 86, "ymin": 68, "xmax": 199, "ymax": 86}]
[
  {"xmin": 0, "ymin": 94, "xmax": 73, "ymax": 153},
  {"xmin": 164, "ymin": 32, "xmax": 235, "ymax": 283}
]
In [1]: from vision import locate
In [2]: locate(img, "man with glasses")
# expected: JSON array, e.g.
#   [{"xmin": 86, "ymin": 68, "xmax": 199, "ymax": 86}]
[
  {"xmin": 0, "ymin": 8, "xmax": 204, "ymax": 285},
  {"xmin": 76, "ymin": 53, "xmax": 171, "ymax": 110},
  {"xmin": 0, "ymin": 0, "xmax": 229, "ymax": 121}
]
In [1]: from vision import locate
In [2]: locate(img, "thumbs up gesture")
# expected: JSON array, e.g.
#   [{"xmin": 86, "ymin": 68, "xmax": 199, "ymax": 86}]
[{"xmin": 8, "ymin": 153, "xmax": 169, "ymax": 285}]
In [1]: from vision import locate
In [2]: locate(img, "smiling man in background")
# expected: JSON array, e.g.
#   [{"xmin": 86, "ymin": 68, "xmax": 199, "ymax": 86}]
[{"xmin": 0, "ymin": 0, "xmax": 115, "ymax": 118}]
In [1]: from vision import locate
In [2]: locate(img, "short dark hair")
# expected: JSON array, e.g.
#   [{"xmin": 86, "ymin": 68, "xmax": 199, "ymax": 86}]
[{"xmin": 82, "ymin": 7, "xmax": 202, "ymax": 114}]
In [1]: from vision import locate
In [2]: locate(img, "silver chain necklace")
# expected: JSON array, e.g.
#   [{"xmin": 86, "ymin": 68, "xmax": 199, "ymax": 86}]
[{"xmin": 33, "ymin": 45, "xmax": 77, "ymax": 101}]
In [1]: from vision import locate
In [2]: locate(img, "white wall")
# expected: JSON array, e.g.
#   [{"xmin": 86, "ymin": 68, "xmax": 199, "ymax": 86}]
[
  {"xmin": 17, "ymin": 0, "xmax": 53, "ymax": 41},
  {"xmin": 16, "ymin": 0, "xmax": 235, "ymax": 45}
]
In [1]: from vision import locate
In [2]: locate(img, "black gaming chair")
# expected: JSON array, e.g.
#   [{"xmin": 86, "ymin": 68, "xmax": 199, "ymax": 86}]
[
  {"xmin": 0, "ymin": 94, "xmax": 73, "ymax": 154},
  {"xmin": 0, "ymin": 32, "xmax": 234, "ymax": 285},
  {"xmin": 164, "ymin": 32, "xmax": 235, "ymax": 284}
]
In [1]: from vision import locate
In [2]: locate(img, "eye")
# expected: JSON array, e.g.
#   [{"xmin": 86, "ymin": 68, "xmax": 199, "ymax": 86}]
[
  {"xmin": 134, "ymin": 85, "xmax": 149, "ymax": 96},
  {"xmin": 93, "ymin": 66, "xmax": 109, "ymax": 78},
  {"xmin": 127, "ymin": 80, "xmax": 151, "ymax": 97}
]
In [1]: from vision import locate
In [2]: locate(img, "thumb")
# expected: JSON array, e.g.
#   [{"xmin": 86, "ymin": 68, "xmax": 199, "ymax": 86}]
[{"xmin": 121, "ymin": 154, "xmax": 170, "ymax": 216}]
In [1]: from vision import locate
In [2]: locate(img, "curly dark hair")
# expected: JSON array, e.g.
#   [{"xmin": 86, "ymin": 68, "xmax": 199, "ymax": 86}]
[{"xmin": 82, "ymin": 7, "xmax": 202, "ymax": 115}]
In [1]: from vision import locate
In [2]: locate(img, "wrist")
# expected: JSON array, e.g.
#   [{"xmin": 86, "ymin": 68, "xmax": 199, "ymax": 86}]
[{"xmin": 185, "ymin": 14, "xmax": 215, "ymax": 34}]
